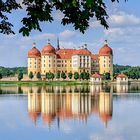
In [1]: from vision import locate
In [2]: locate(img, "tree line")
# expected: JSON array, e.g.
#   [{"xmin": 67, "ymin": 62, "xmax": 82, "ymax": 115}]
[{"xmin": 26, "ymin": 71, "xmax": 90, "ymax": 81}]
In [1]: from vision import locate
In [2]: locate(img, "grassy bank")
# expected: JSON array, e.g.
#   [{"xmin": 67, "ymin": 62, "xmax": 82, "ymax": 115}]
[{"xmin": 0, "ymin": 80, "xmax": 90, "ymax": 86}]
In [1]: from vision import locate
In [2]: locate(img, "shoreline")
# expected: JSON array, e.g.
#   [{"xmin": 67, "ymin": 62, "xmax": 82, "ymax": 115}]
[{"xmin": 0, "ymin": 80, "xmax": 140, "ymax": 86}]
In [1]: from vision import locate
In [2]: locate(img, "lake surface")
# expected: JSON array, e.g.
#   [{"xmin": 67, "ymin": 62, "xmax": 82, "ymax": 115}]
[{"xmin": 0, "ymin": 84, "xmax": 140, "ymax": 140}]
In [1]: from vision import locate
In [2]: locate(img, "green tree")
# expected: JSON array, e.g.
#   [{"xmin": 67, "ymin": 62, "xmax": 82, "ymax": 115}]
[
  {"xmin": 85, "ymin": 72, "xmax": 90, "ymax": 80},
  {"xmin": 61, "ymin": 72, "xmax": 67, "ymax": 80},
  {"xmin": 29, "ymin": 71, "xmax": 34, "ymax": 79},
  {"xmin": 46, "ymin": 72, "xmax": 49, "ymax": 80},
  {"xmin": 0, "ymin": 73, "xmax": 2, "ymax": 79},
  {"xmin": 36, "ymin": 72, "xmax": 41, "ymax": 79},
  {"xmin": 103, "ymin": 72, "xmax": 111, "ymax": 80},
  {"xmin": 74, "ymin": 72, "xmax": 79, "ymax": 80},
  {"xmin": 68, "ymin": 72, "xmax": 73, "ymax": 80},
  {"xmin": 18, "ymin": 72, "xmax": 23, "ymax": 81},
  {"xmin": 56, "ymin": 71, "xmax": 61, "ymax": 79},
  {"xmin": 0, "ymin": 0, "xmax": 126, "ymax": 36}
]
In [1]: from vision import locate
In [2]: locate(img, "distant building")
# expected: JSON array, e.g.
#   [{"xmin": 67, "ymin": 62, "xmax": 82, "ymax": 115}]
[
  {"xmin": 90, "ymin": 73, "xmax": 102, "ymax": 84},
  {"xmin": 116, "ymin": 73, "xmax": 128, "ymax": 84},
  {"xmin": 27, "ymin": 39, "xmax": 113, "ymax": 77}
]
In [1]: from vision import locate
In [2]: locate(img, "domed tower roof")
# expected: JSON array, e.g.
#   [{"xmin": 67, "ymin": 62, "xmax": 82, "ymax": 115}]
[
  {"xmin": 28, "ymin": 43, "xmax": 41, "ymax": 58},
  {"xmin": 99, "ymin": 40, "xmax": 113, "ymax": 56},
  {"xmin": 41, "ymin": 40, "xmax": 56, "ymax": 55}
]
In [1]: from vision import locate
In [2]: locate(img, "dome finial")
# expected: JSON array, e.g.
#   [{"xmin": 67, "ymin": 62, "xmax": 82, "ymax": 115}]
[
  {"xmin": 48, "ymin": 39, "xmax": 50, "ymax": 44},
  {"xmin": 33, "ymin": 42, "xmax": 36, "ymax": 48},
  {"xmin": 105, "ymin": 40, "xmax": 108, "ymax": 44}
]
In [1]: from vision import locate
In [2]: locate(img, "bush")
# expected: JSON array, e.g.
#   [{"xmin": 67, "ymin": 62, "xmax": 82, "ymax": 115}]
[
  {"xmin": 36, "ymin": 72, "xmax": 41, "ymax": 79},
  {"xmin": 18, "ymin": 72, "xmax": 23, "ymax": 81},
  {"xmin": 74, "ymin": 72, "xmax": 79, "ymax": 80},
  {"xmin": 29, "ymin": 71, "xmax": 34, "ymax": 79}
]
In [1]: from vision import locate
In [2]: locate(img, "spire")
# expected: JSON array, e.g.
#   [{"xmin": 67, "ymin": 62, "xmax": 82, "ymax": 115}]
[{"xmin": 57, "ymin": 37, "xmax": 60, "ymax": 50}]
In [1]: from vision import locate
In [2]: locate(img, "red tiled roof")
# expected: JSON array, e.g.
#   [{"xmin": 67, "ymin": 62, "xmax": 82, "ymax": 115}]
[
  {"xmin": 91, "ymin": 54, "xmax": 99, "ymax": 60},
  {"xmin": 56, "ymin": 48, "xmax": 92, "ymax": 59},
  {"xmin": 91, "ymin": 73, "xmax": 101, "ymax": 78},
  {"xmin": 56, "ymin": 49, "xmax": 76, "ymax": 59},
  {"xmin": 99, "ymin": 44, "xmax": 113, "ymax": 56},
  {"xmin": 117, "ymin": 73, "xmax": 127, "ymax": 78},
  {"xmin": 28, "ymin": 47, "xmax": 41, "ymax": 58},
  {"xmin": 42, "ymin": 43, "xmax": 56, "ymax": 55},
  {"xmin": 73, "ymin": 48, "xmax": 91, "ymax": 55}
]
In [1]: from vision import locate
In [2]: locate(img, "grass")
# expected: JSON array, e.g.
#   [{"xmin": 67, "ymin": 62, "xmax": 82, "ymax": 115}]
[{"xmin": 0, "ymin": 80, "xmax": 90, "ymax": 86}]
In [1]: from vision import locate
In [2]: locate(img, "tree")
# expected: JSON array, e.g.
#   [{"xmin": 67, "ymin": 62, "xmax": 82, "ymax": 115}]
[
  {"xmin": 56, "ymin": 71, "xmax": 61, "ymax": 79},
  {"xmin": 103, "ymin": 72, "xmax": 111, "ymax": 80},
  {"xmin": 0, "ymin": 0, "xmax": 127, "ymax": 36},
  {"xmin": 18, "ymin": 72, "xmax": 23, "ymax": 81},
  {"xmin": 36, "ymin": 72, "xmax": 41, "ymax": 79},
  {"xmin": 74, "ymin": 72, "xmax": 79, "ymax": 80},
  {"xmin": 0, "ymin": 73, "xmax": 2, "ymax": 80},
  {"xmin": 61, "ymin": 72, "xmax": 67, "ymax": 80},
  {"xmin": 68, "ymin": 72, "xmax": 73, "ymax": 80},
  {"xmin": 29, "ymin": 71, "xmax": 34, "ymax": 79}
]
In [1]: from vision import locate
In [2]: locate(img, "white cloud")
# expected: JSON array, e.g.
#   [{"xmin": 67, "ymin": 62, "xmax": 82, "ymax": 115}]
[
  {"xmin": 59, "ymin": 29, "xmax": 77, "ymax": 40},
  {"xmin": 109, "ymin": 11, "xmax": 140, "ymax": 27}
]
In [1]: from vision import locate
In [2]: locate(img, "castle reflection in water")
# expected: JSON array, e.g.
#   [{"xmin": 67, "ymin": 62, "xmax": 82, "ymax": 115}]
[
  {"xmin": 0, "ymin": 84, "xmax": 140, "ymax": 128},
  {"xmin": 28, "ymin": 85, "xmax": 113, "ymax": 127}
]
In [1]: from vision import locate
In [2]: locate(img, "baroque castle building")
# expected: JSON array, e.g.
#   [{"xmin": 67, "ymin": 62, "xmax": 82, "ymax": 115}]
[{"xmin": 27, "ymin": 39, "xmax": 113, "ymax": 77}]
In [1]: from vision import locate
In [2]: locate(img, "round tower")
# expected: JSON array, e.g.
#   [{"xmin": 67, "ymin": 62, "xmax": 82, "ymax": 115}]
[
  {"xmin": 99, "ymin": 40, "xmax": 113, "ymax": 78},
  {"xmin": 41, "ymin": 40, "xmax": 56, "ymax": 75},
  {"xmin": 28, "ymin": 43, "xmax": 41, "ymax": 76}
]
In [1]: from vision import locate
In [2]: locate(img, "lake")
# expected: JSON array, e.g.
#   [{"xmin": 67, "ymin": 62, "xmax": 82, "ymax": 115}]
[{"xmin": 0, "ymin": 84, "xmax": 140, "ymax": 140}]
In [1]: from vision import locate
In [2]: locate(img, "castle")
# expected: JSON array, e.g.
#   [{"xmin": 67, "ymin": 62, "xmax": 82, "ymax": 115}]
[{"xmin": 27, "ymin": 39, "xmax": 113, "ymax": 77}]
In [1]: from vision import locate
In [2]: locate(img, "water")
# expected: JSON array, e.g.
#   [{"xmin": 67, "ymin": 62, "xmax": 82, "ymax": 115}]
[{"xmin": 0, "ymin": 84, "xmax": 140, "ymax": 140}]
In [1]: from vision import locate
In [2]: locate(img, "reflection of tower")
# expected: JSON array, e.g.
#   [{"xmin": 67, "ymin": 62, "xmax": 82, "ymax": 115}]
[
  {"xmin": 28, "ymin": 92, "xmax": 41, "ymax": 124},
  {"xmin": 41, "ymin": 93, "xmax": 56, "ymax": 127},
  {"xmin": 99, "ymin": 92, "xmax": 113, "ymax": 127}
]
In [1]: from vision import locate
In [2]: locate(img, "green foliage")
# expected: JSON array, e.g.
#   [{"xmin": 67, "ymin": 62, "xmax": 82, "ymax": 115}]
[
  {"xmin": 113, "ymin": 64, "xmax": 131, "ymax": 75},
  {"xmin": 103, "ymin": 72, "xmax": 111, "ymax": 80},
  {"xmin": 29, "ymin": 71, "xmax": 34, "ymax": 79},
  {"xmin": 0, "ymin": 73, "xmax": 2, "ymax": 79},
  {"xmin": 74, "ymin": 72, "xmax": 79, "ymax": 80},
  {"xmin": 56, "ymin": 71, "xmax": 61, "ymax": 79},
  {"xmin": 123, "ymin": 67, "xmax": 140, "ymax": 79},
  {"xmin": 61, "ymin": 72, "xmax": 67, "ymax": 80},
  {"xmin": 46, "ymin": 72, "xmax": 55, "ymax": 80},
  {"xmin": 0, "ymin": 0, "xmax": 127, "ymax": 36},
  {"xmin": 18, "ymin": 72, "xmax": 23, "ymax": 81},
  {"xmin": 0, "ymin": 66, "xmax": 27, "ymax": 77},
  {"xmin": 80, "ymin": 72, "xmax": 90, "ymax": 80},
  {"xmin": 68, "ymin": 72, "xmax": 73, "ymax": 79},
  {"xmin": 36, "ymin": 72, "xmax": 41, "ymax": 79}
]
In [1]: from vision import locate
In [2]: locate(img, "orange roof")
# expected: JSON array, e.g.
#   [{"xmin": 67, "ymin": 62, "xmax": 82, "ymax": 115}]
[
  {"xmin": 42, "ymin": 43, "xmax": 56, "ymax": 55},
  {"xmin": 28, "ymin": 47, "xmax": 41, "ymax": 58},
  {"xmin": 99, "ymin": 44, "xmax": 113, "ymax": 56},
  {"xmin": 56, "ymin": 48, "xmax": 92, "ymax": 59},
  {"xmin": 56, "ymin": 49, "xmax": 76, "ymax": 59},
  {"xmin": 91, "ymin": 54, "xmax": 99, "ymax": 60},
  {"xmin": 91, "ymin": 73, "xmax": 101, "ymax": 78},
  {"xmin": 117, "ymin": 73, "xmax": 127, "ymax": 78},
  {"xmin": 73, "ymin": 48, "xmax": 91, "ymax": 55}
]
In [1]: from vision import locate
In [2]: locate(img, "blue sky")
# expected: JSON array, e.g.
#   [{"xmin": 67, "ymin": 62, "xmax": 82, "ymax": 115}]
[{"xmin": 0, "ymin": 0, "xmax": 140, "ymax": 67}]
